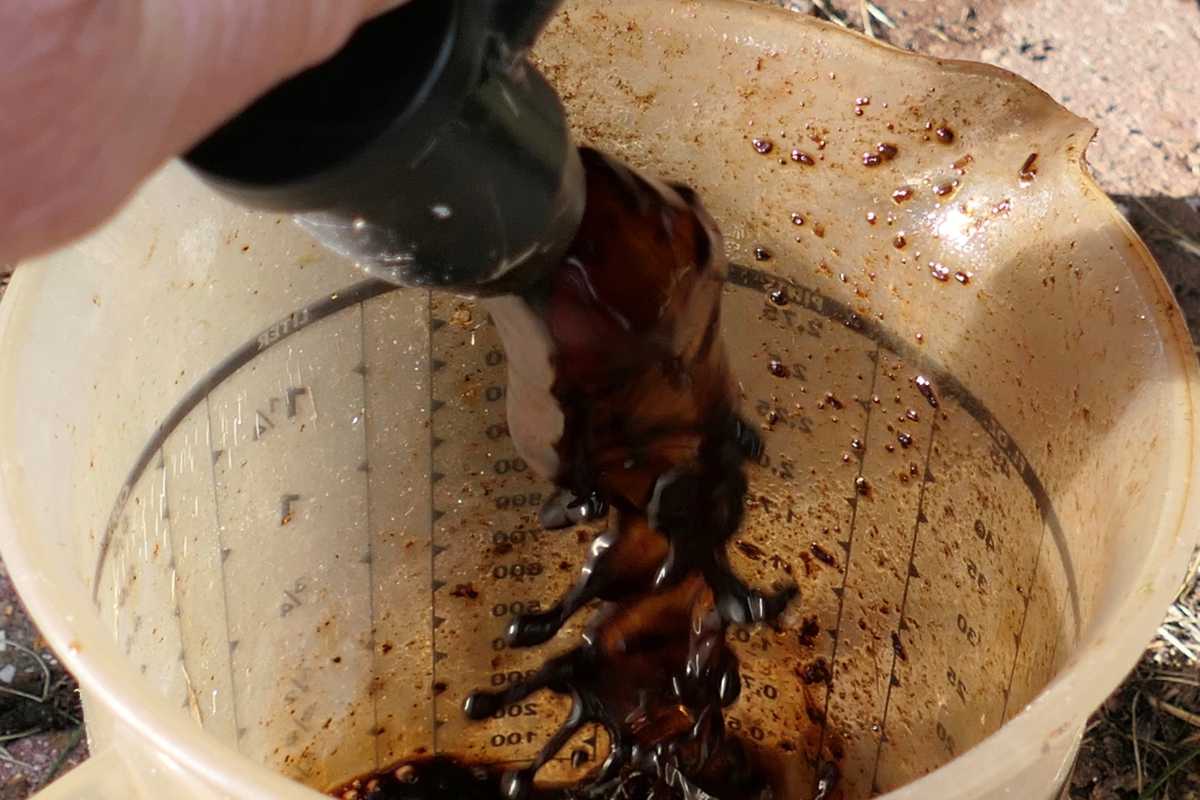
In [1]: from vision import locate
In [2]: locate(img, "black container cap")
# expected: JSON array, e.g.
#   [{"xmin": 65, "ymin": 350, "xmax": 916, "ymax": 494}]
[{"xmin": 185, "ymin": 0, "xmax": 583, "ymax": 292}]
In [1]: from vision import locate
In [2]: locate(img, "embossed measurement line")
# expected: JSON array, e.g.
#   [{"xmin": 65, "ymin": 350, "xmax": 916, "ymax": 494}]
[
  {"xmin": 358, "ymin": 301, "xmax": 382, "ymax": 770},
  {"xmin": 428, "ymin": 291, "xmax": 440, "ymax": 755},
  {"xmin": 205, "ymin": 394, "xmax": 244, "ymax": 747},
  {"xmin": 728, "ymin": 264, "xmax": 1078, "ymax": 629},
  {"xmin": 1001, "ymin": 517, "xmax": 1049, "ymax": 723},
  {"xmin": 870, "ymin": 422, "xmax": 939, "ymax": 790},
  {"xmin": 814, "ymin": 341, "xmax": 882, "ymax": 791},
  {"xmin": 91, "ymin": 278, "xmax": 394, "ymax": 602}
]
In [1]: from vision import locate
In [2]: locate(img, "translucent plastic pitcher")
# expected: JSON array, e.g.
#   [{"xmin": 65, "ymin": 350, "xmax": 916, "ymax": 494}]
[{"xmin": 2, "ymin": 1, "xmax": 1198, "ymax": 798}]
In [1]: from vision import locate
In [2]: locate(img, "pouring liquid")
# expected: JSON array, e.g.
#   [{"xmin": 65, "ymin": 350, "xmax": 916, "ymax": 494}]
[{"xmin": 332, "ymin": 149, "xmax": 813, "ymax": 799}]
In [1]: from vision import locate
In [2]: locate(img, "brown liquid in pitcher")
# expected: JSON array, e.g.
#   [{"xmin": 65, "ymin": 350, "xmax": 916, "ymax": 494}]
[{"xmin": 332, "ymin": 149, "xmax": 820, "ymax": 799}]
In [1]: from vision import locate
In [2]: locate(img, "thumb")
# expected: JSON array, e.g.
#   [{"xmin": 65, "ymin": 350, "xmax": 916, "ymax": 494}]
[{"xmin": 0, "ymin": 0, "xmax": 408, "ymax": 265}]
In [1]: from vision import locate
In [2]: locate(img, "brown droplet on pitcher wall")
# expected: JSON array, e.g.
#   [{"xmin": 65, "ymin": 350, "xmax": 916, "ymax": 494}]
[
  {"xmin": 875, "ymin": 142, "xmax": 899, "ymax": 161},
  {"xmin": 791, "ymin": 149, "xmax": 816, "ymax": 165},
  {"xmin": 1019, "ymin": 152, "xmax": 1039, "ymax": 185},
  {"xmin": 810, "ymin": 543, "xmax": 838, "ymax": 567},
  {"xmin": 892, "ymin": 186, "xmax": 914, "ymax": 203},
  {"xmin": 935, "ymin": 125, "xmax": 955, "ymax": 144},
  {"xmin": 754, "ymin": 246, "xmax": 772, "ymax": 261},
  {"xmin": 752, "ymin": 137, "xmax": 774, "ymax": 155},
  {"xmin": 798, "ymin": 616, "xmax": 822, "ymax": 647},
  {"xmin": 933, "ymin": 180, "xmax": 958, "ymax": 197},
  {"xmin": 769, "ymin": 288, "xmax": 789, "ymax": 306},
  {"xmin": 893, "ymin": 234, "xmax": 907, "ymax": 249},
  {"xmin": 736, "ymin": 540, "xmax": 766, "ymax": 560},
  {"xmin": 768, "ymin": 359, "xmax": 790, "ymax": 378},
  {"xmin": 914, "ymin": 375, "xmax": 939, "ymax": 408},
  {"xmin": 800, "ymin": 658, "xmax": 832, "ymax": 685}
]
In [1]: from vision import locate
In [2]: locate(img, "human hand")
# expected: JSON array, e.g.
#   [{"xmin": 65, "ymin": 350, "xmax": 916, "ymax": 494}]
[{"xmin": 0, "ymin": 0, "xmax": 406, "ymax": 265}]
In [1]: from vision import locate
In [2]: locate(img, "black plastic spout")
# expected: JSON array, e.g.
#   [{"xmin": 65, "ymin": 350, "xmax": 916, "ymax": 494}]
[{"xmin": 184, "ymin": 0, "xmax": 582, "ymax": 293}]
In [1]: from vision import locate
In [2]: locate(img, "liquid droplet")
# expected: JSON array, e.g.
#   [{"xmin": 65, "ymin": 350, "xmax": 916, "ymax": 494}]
[
  {"xmin": 752, "ymin": 138, "xmax": 774, "ymax": 155},
  {"xmin": 875, "ymin": 142, "xmax": 899, "ymax": 161},
  {"xmin": 754, "ymin": 246, "xmax": 772, "ymax": 261},
  {"xmin": 768, "ymin": 359, "xmax": 790, "ymax": 378},
  {"xmin": 935, "ymin": 126, "xmax": 955, "ymax": 144},
  {"xmin": 1019, "ymin": 152, "xmax": 1039, "ymax": 184},
  {"xmin": 914, "ymin": 375, "xmax": 939, "ymax": 408}
]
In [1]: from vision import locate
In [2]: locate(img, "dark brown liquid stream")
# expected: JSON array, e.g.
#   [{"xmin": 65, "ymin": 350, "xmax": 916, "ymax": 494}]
[{"xmin": 332, "ymin": 149, "xmax": 806, "ymax": 799}]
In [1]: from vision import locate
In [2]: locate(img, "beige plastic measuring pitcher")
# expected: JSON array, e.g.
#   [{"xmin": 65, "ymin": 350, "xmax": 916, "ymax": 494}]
[{"xmin": 2, "ymin": 1, "xmax": 1198, "ymax": 798}]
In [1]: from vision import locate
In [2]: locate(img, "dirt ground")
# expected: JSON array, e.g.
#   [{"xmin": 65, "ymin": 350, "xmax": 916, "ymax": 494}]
[{"xmin": 1, "ymin": 1, "xmax": 1198, "ymax": 798}]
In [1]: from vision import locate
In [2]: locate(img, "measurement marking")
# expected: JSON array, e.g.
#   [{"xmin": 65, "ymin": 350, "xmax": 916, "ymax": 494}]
[
  {"xmin": 286, "ymin": 386, "xmax": 308, "ymax": 418},
  {"xmin": 1001, "ymin": 518, "xmax": 1048, "ymax": 722},
  {"xmin": 870, "ymin": 422, "xmax": 938, "ymax": 789},
  {"xmin": 728, "ymin": 264, "xmax": 1079, "ymax": 630},
  {"xmin": 95, "ymin": 269, "xmax": 1076, "ymax": 632},
  {"xmin": 427, "ymin": 292, "xmax": 439, "ymax": 755},
  {"xmin": 90, "ymin": 279, "xmax": 394, "ymax": 602},
  {"xmin": 815, "ymin": 342, "xmax": 881, "ymax": 791},
  {"xmin": 205, "ymin": 395, "xmax": 243, "ymax": 749},
  {"xmin": 160, "ymin": 442, "xmax": 195, "ymax": 689},
  {"xmin": 86, "ymin": 266, "xmax": 1080, "ymax": 773},
  {"xmin": 358, "ymin": 302, "xmax": 382, "ymax": 771}
]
